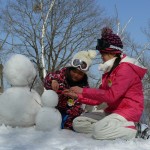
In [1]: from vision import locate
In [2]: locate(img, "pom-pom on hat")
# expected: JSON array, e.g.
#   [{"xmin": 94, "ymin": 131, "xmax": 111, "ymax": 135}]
[
  {"xmin": 71, "ymin": 50, "xmax": 97, "ymax": 72},
  {"xmin": 96, "ymin": 27, "xmax": 123, "ymax": 54}
]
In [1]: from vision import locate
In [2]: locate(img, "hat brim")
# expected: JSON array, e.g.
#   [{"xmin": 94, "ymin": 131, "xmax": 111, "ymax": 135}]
[{"xmin": 99, "ymin": 48, "xmax": 122, "ymax": 54}]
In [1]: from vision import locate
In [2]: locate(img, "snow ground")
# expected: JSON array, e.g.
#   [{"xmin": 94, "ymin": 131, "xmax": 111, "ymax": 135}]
[{"xmin": 0, "ymin": 125, "xmax": 150, "ymax": 150}]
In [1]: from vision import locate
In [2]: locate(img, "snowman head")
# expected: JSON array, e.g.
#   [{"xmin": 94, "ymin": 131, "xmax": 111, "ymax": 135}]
[
  {"xmin": 41, "ymin": 90, "xmax": 59, "ymax": 107},
  {"xmin": 3, "ymin": 54, "xmax": 37, "ymax": 86}
]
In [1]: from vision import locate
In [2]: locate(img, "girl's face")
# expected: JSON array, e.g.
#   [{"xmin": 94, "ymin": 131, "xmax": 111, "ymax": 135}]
[
  {"xmin": 101, "ymin": 53, "xmax": 116, "ymax": 62},
  {"xmin": 70, "ymin": 69, "xmax": 85, "ymax": 82}
]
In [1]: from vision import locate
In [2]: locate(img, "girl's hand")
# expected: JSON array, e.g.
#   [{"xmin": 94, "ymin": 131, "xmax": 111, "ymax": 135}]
[
  {"xmin": 70, "ymin": 86, "xmax": 83, "ymax": 94},
  {"xmin": 63, "ymin": 89, "xmax": 78, "ymax": 99},
  {"xmin": 51, "ymin": 80, "xmax": 59, "ymax": 91}
]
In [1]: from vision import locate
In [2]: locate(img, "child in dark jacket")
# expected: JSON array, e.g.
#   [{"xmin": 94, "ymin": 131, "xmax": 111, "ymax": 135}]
[{"xmin": 44, "ymin": 50, "xmax": 96, "ymax": 130}]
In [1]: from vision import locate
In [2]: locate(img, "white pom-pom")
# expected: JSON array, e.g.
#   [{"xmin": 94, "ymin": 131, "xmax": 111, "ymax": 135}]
[
  {"xmin": 41, "ymin": 90, "xmax": 58, "ymax": 107},
  {"xmin": 87, "ymin": 50, "xmax": 97, "ymax": 59}
]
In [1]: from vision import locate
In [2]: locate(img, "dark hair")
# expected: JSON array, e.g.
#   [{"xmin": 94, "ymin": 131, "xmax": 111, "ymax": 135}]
[
  {"xmin": 65, "ymin": 67, "xmax": 88, "ymax": 87},
  {"xmin": 107, "ymin": 54, "xmax": 121, "ymax": 77}
]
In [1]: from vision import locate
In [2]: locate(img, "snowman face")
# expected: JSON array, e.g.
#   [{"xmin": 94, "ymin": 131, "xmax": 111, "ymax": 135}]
[{"xmin": 3, "ymin": 54, "xmax": 37, "ymax": 86}]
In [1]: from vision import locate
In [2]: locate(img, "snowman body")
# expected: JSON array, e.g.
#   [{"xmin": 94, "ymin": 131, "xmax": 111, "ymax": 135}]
[
  {"xmin": 0, "ymin": 87, "xmax": 41, "ymax": 127},
  {"xmin": 0, "ymin": 54, "xmax": 42, "ymax": 127},
  {"xmin": 35, "ymin": 90, "xmax": 62, "ymax": 131}
]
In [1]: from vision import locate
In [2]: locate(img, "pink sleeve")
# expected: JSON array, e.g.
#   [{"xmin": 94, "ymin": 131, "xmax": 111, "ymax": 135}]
[
  {"xmin": 79, "ymin": 64, "xmax": 136, "ymax": 104},
  {"xmin": 77, "ymin": 94, "xmax": 101, "ymax": 105}
]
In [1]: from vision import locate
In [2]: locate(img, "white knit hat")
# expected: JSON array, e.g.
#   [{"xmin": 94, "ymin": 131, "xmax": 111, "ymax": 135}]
[{"xmin": 71, "ymin": 50, "xmax": 97, "ymax": 72}]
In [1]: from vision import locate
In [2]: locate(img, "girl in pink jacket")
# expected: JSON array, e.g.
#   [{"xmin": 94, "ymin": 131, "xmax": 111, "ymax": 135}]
[{"xmin": 64, "ymin": 27, "xmax": 149, "ymax": 140}]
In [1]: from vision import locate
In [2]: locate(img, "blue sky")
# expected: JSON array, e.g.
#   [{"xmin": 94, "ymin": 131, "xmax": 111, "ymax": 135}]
[{"xmin": 97, "ymin": 0, "xmax": 150, "ymax": 45}]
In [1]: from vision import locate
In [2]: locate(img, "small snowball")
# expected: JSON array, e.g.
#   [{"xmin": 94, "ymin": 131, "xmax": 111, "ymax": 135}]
[{"xmin": 41, "ymin": 90, "xmax": 58, "ymax": 107}]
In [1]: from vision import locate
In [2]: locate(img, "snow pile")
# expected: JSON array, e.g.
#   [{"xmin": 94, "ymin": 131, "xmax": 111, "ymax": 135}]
[{"xmin": 0, "ymin": 125, "xmax": 149, "ymax": 150}]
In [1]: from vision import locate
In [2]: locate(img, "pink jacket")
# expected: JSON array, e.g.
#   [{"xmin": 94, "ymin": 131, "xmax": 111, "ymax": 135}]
[{"xmin": 78, "ymin": 55, "xmax": 147, "ymax": 122}]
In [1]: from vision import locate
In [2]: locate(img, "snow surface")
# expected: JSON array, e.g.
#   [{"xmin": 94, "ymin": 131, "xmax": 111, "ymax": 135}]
[{"xmin": 0, "ymin": 125, "xmax": 149, "ymax": 150}]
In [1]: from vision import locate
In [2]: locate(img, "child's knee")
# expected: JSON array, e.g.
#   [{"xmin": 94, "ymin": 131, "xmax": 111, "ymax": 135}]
[
  {"xmin": 73, "ymin": 116, "xmax": 97, "ymax": 133},
  {"xmin": 92, "ymin": 120, "xmax": 109, "ymax": 139},
  {"xmin": 73, "ymin": 116, "xmax": 87, "ymax": 132},
  {"xmin": 92, "ymin": 119, "xmax": 137, "ymax": 140}
]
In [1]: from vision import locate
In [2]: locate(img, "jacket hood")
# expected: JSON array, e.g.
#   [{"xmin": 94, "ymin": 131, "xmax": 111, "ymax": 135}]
[{"xmin": 120, "ymin": 55, "xmax": 147, "ymax": 79}]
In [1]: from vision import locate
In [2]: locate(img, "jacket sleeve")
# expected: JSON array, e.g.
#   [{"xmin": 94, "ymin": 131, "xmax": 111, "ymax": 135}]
[
  {"xmin": 78, "ymin": 64, "xmax": 136, "ymax": 105},
  {"xmin": 77, "ymin": 94, "xmax": 101, "ymax": 105},
  {"xmin": 67, "ymin": 101, "xmax": 84, "ymax": 117},
  {"xmin": 67, "ymin": 85, "xmax": 90, "ymax": 116},
  {"xmin": 44, "ymin": 68, "xmax": 66, "ymax": 90}
]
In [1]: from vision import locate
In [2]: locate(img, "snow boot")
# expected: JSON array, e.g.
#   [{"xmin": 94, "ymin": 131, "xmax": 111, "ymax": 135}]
[{"xmin": 135, "ymin": 122, "xmax": 150, "ymax": 139}]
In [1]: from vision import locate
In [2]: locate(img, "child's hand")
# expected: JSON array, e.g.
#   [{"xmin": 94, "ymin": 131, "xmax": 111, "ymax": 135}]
[
  {"xmin": 70, "ymin": 86, "xmax": 83, "ymax": 94},
  {"xmin": 63, "ymin": 89, "xmax": 78, "ymax": 99},
  {"xmin": 51, "ymin": 80, "xmax": 59, "ymax": 91}
]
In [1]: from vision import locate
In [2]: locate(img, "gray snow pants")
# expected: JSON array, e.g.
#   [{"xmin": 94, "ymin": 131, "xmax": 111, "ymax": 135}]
[{"xmin": 73, "ymin": 112, "xmax": 137, "ymax": 140}]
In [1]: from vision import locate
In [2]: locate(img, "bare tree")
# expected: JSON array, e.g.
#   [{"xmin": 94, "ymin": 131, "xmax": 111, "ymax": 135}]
[
  {"xmin": 0, "ymin": 11, "xmax": 10, "ymax": 92},
  {"xmin": 1, "ymin": 0, "xmax": 109, "ymax": 81},
  {"xmin": 40, "ymin": 0, "xmax": 56, "ymax": 78},
  {"xmin": 135, "ymin": 21, "xmax": 150, "ymax": 125}
]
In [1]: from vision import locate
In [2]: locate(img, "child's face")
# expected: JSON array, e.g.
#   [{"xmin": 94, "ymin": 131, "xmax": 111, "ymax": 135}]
[
  {"xmin": 101, "ymin": 53, "xmax": 116, "ymax": 62},
  {"xmin": 70, "ymin": 69, "xmax": 85, "ymax": 82}
]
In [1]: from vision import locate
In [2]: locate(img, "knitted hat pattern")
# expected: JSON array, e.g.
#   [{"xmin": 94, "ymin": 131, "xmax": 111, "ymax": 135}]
[
  {"xmin": 97, "ymin": 27, "xmax": 123, "ymax": 54},
  {"xmin": 102, "ymin": 27, "xmax": 123, "ymax": 48}
]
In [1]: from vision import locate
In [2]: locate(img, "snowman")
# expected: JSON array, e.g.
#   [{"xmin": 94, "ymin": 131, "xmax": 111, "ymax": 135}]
[
  {"xmin": 35, "ymin": 90, "xmax": 62, "ymax": 131},
  {"xmin": 0, "ymin": 54, "xmax": 42, "ymax": 127}
]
